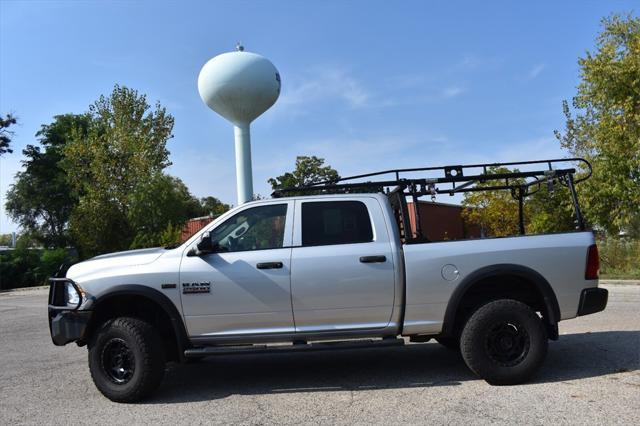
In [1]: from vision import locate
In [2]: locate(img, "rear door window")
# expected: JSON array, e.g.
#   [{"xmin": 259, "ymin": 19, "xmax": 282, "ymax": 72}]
[{"xmin": 301, "ymin": 201, "xmax": 373, "ymax": 246}]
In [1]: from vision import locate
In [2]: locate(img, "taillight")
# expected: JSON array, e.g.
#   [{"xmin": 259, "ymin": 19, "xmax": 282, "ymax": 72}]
[{"xmin": 585, "ymin": 244, "xmax": 599, "ymax": 280}]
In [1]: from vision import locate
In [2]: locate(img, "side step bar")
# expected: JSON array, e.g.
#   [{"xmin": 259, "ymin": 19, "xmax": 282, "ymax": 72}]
[{"xmin": 184, "ymin": 338, "xmax": 404, "ymax": 358}]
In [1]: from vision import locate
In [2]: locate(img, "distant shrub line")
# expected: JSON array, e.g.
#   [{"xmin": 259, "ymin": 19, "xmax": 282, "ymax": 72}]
[
  {"xmin": 0, "ymin": 248, "xmax": 77, "ymax": 290},
  {"xmin": 598, "ymin": 238, "xmax": 640, "ymax": 280}
]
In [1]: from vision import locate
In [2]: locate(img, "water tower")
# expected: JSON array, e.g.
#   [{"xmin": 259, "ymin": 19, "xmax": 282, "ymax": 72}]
[{"xmin": 198, "ymin": 44, "xmax": 281, "ymax": 204}]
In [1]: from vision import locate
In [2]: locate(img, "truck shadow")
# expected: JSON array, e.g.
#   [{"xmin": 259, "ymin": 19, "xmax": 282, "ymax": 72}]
[{"xmin": 152, "ymin": 330, "xmax": 639, "ymax": 403}]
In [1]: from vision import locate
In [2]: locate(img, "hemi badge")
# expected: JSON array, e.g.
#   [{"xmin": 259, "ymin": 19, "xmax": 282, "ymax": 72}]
[
  {"xmin": 182, "ymin": 282, "xmax": 211, "ymax": 294},
  {"xmin": 161, "ymin": 283, "xmax": 177, "ymax": 289}
]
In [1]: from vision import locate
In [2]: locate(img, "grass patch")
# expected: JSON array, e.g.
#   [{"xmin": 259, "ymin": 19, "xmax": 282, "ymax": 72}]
[{"xmin": 598, "ymin": 238, "xmax": 640, "ymax": 280}]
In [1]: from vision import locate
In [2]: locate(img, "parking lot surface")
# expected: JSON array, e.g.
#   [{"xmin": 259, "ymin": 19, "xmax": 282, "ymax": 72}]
[{"xmin": 0, "ymin": 284, "xmax": 638, "ymax": 425}]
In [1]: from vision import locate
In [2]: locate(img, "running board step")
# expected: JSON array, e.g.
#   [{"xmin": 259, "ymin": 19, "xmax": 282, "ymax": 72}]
[{"xmin": 184, "ymin": 338, "xmax": 404, "ymax": 358}]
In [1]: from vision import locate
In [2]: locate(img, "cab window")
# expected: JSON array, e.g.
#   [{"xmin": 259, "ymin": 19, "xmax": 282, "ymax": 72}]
[
  {"xmin": 210, "ymin": 204, "xmax": 287, "ymax": 252},
  {"xmin": 302, "ymin": 201, "xmax": 373, "ymax": 246}
]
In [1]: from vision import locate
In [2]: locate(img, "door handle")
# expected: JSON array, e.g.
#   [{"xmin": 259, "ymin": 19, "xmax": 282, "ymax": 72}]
[
  {"xmin": 256, "ymin": 262, "xmax": 283, "ymax": 269},
  {"xmin": 359, "ymin": 255, "xmax": 386, "ymax": 263}
]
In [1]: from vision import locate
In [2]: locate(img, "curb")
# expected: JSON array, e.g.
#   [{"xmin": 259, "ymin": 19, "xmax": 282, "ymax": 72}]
[
  {"xmin": 600, "ymin": 279, "xmax": 640, "ymax": 286},
  {"xmin": 0, "ymin": 285, "xmax": 49, "ymax": 294}
]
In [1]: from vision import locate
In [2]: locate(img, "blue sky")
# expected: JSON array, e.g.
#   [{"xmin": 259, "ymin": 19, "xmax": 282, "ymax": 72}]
[{"xmin": 0, "ymin": 0, "xmax": 635, "ymax": 233}]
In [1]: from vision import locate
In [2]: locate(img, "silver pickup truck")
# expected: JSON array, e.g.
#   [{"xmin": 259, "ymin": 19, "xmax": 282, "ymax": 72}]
[{"xmin": 48, "ymin": 158, "xmax": 607, "ymax": 402}]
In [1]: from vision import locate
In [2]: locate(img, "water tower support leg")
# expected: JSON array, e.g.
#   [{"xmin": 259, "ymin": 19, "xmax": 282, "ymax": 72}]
[{"xmin": 234, "ymin": 123, "xmax": 254, "ymax": 204}]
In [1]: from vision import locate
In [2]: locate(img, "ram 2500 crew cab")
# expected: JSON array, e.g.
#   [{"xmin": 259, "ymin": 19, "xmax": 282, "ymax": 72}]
[{"xmin": 48, "ymin": 158, "xmax": 607, "ymax": 402}]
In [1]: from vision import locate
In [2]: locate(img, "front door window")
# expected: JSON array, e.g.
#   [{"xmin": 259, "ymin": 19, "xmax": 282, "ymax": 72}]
[{"xmin": 210, "ymin": 204, "xmax": 287, "ymax": 252}]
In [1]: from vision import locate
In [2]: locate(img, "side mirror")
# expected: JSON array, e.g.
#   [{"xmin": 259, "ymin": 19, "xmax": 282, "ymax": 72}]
[
  {"xmin": 191, "ymin": 232, "xmax": 221, "ymax": 256},
  {"xmin": 194, "ymin": 232, "xmax": 212, "ymax": 253}
]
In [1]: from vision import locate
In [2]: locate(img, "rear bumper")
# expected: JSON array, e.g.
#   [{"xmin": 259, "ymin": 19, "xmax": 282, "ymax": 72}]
[{"xmin": 577, "ymin": 287, "xmax": 608, "ymax": 316}]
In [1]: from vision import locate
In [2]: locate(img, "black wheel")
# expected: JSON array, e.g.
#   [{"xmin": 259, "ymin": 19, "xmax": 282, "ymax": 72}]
[
  {"xmin": 435, "ymin": 336, "xmax": 460, "ymax": 351},
  {"xmin": 88, "ymin": 317, "xmax": 166, "ymax": 402},
  {"xmin": 460, "ymin": 299, "xmax": 547, "ymax": 385}
]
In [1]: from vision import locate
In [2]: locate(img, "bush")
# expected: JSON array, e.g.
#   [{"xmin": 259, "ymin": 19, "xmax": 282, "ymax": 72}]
[
  {"xmin": 598, "ymin": 238, "xmax": 640, "ymax": 279},
  {"xmin": 0, "ymin": 248, "xmax": 77, "ymax": 290}
]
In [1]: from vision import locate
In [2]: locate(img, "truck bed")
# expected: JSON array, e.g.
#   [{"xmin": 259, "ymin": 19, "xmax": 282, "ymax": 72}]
[{"xmin": 401, "ymin": 231, "xmax": 596, "ymax": 335}]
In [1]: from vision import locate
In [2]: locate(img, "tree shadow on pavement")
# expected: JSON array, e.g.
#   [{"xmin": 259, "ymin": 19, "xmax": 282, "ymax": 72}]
[{"xmin": 151, "ymin": 330, "xmax": 639, "ymax": 404}]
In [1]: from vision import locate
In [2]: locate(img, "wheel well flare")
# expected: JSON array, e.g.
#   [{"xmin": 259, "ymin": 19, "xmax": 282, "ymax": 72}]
[
  {"xmin": 442, "ymin": 265, "xmax": 560, "ymax": 339},
  {"xmin": 85, "ymin": 288, "xmax": 188, "ymax": 362}
]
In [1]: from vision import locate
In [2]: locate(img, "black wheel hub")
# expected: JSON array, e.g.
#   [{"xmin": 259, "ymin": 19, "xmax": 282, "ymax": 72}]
[
  {"xmin": 485, "ymin": 321, "xmax": 530, "ymax": 367},
  {"xmin": 101, "ymin": 338, "xmax": 135, "ymax": 384}
]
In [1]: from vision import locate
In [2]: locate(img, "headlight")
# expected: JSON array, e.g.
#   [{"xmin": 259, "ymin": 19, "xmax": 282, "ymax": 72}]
[{"xmin": 65, "ymin": 282, "xmax": 83, "ymax": 308}]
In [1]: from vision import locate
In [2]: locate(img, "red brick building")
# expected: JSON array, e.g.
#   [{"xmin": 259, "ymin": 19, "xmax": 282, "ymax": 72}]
[
  {"xmin": 180, "ymin": 216, "xmax": 215, "ymax": 242},
  {"xmin": 407, "ymin": 201, "xmax": 482, "ymax": 241}
]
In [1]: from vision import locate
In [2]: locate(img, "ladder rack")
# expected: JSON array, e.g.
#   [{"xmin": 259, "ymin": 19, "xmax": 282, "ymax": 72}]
[{"xmin": 272, "ymin": 158, "xmax": 592, "ymax": 241}]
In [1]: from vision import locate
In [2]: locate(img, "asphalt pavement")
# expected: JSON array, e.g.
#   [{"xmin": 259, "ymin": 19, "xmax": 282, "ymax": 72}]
[{"xmin": 0, "ymin": 283, "xmax": 638, "ymax": 425}]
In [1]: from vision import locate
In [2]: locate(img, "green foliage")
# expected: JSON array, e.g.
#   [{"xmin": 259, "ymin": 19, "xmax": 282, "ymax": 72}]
[
  {"xmin": 40, "ymin": 248, "xmax": 72, "ymax": 276},
  {"xmin": 5, "ymin": 114, "xmax": 90, "ymax": 247},
  {"xmin": 0, "ymin": 240, "xmax": 77, "ymax": 290},
  {"xmin": 555, "ymin": 14, "xmax": 640, "ymax": 236},
  {"xmin": 158, "ymin": 222, "xmax": 183, "ymax": 248},
  {"xmin": 0, "ymin": 113, "xmax": 17, "ymax": 156},
  {"xmin": 128, "ymin": 173, "xmax": 203, "ymax": 249},
  {"xmin": 462, "ymin": 167, "xmax": 577, "ymax": 237},
  {"xmin": 70, "ymin": 193, "xmax": 131, "ymax": 256},
  {"xmin": 461, "ymin": 167, "xmax": 523, "ymax": 237},
  {"xmin": 63, "ymin": 85, "xmax": 175, "ymax": 257},
  {"xmin": 3, "ymin": 86, "xmax": 232, "ymax": 286},
  {"xmin": 4, "ymin": 86, "xmax": 228, "ymax": 260},
  {"xmin": 0, "ymin": 251, "xmax": 40, "ymax": 290},
  {"xmin": 268, "ymin": 156, "xmax": 340, "ymax": 193},
  {"xmin": 598, "ymin": 238, "xmax": 640, "ymax": 279},
  {"xmin": 526, "ymin": 185, "xmax": 576, "ymax": 234},
  {"xmin": 200, "ymin": 196, "xmax": 231, "ymax": 216},
  {"xmin": 0, "ymin": 234, "xmax": 12, "ymax": 246}
]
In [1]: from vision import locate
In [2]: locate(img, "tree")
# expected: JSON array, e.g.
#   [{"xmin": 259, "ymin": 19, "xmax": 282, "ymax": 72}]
[
  {"xmin": 461, "ymin": 167, "xmax": 523, "ymax": 237},
  {"xmin": 555, "ymin": 14, "xmax": 640, "ymax": 236},
  {"xmin": 5, "ymin": 114, "xmax": 91, "ymax": 247},
  {"xmin": 63, "ymin": 85, "xmax": 174, "ymax": 257},
  {"xmin": 200, "ymin": 196, "xmax": 231, "ymax": 216},
  {"xmin": 461, "ymin": 167, "xmax": 578, "ymax": 237},
  {"xmin": 0, "ymin": 113, "xmax": 17, "ymax": 156},
  {"xmin": 268, "ymin": 156, "xmax": 340, "ymax": 193},
  {"xmin": 128, "ymin": 173, "xmax": 204, "ymax": 248},
  {"xmin": 0, "ymin": 234, "xmax": 13, "ymax": 246},
  {"xmin": 526, "ymin": 185, "xmax": 576, "ymax": 234},
  {"xmin": 157, "ymin": 223, "xmax": 183, "ymax": 248}
]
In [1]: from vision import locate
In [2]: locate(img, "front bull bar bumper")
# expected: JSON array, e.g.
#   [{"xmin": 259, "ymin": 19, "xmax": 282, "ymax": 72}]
[{"xmin": 48, "ymin": 278, "xmax": 92, "ymax": 346}]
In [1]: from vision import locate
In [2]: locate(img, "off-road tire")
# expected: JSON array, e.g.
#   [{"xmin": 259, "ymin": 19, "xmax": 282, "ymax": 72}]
[
  {"xmin": 460, "ymin": 299, "xmax": 547, "ymax": 385},
  {"xmin": 88, "ymin": 317, "xmax": 166, "ymax": 402}
]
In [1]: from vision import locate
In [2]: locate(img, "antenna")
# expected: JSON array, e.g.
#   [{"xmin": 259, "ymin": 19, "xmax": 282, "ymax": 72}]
[{"xmin": 198, "ymin": 45, "xmax": 281, "ymax": 204}]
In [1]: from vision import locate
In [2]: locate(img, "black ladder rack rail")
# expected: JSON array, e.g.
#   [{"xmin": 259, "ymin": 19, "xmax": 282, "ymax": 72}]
[{"xmin": 272, "ymin": 158, "xmax": 592, "ymax": 240}]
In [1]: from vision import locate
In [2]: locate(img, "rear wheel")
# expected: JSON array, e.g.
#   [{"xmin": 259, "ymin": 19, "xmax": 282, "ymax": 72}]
[
  {"xmin": 460, "ymin": 299, "xmax": 547, "ymax": 385},
  {"xmin": 88, "ymin": 317, "xmax": 166, "ymax": 402}
]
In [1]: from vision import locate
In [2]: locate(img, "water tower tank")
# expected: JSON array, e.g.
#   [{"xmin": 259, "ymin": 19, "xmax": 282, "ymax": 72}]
[{"xmin": 198, "ymin": 46, "xmax": 281, "ymax": 204}]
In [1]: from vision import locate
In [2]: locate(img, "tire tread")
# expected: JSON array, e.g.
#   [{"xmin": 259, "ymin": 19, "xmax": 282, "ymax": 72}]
[
  {"xmin": 460, "ymin": 299, "xmax": 547, "ymax": 385},
  {"xmin": 89, "ymin": 317, "xmax": 165, "ymax": 402}
]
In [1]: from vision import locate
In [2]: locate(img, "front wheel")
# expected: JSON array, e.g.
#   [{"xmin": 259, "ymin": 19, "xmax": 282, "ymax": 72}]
[
  {"xmin": 88, "ymin": 317, "xmax": 166, "ymax": 402},
  {"xmin": 460, "ymin": 299, "xmax": 547, "ymax": 385}
]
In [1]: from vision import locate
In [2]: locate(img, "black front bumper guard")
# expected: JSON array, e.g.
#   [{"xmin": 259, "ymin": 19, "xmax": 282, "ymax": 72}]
[{"xmin": 48, "ymin": 278, "xmax": 92, "ymax": 346}]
